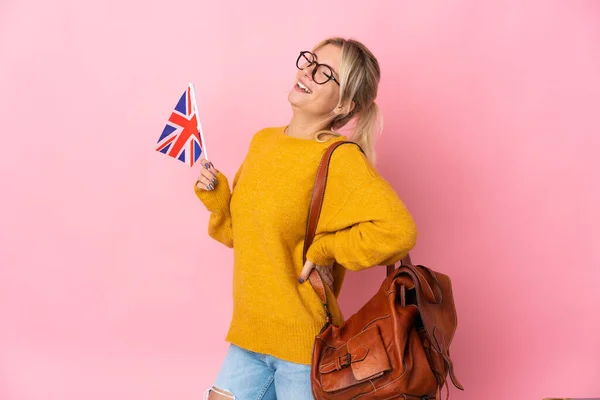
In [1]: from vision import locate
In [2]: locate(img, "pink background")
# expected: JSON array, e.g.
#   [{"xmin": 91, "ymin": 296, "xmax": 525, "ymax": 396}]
[{"xmin": 1, "ymin": 0, "xmax": 599, "ymax": 399}]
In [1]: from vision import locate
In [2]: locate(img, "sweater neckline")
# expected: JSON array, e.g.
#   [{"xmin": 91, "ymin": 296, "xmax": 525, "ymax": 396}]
[{"xmin": 277, "ymin": 125, "xmax": 347, "ymax": 144}]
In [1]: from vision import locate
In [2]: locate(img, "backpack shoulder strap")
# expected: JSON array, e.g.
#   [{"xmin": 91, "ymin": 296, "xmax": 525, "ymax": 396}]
[{"xmin": 303, "ymin": 141, "xmax": 363, "ymax": 324}]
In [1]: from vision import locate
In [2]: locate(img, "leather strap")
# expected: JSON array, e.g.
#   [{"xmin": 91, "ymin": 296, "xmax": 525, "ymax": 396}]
[
  {"xmin": 386, "ymin": 253, "xmax": 413, "ymax": 277},
  {"xmin": 303, "ymin": 141, "xmax": 413, "ymax": 324},
  {"xmin": 303, "ymin": 142, "xmax": 363, "ymax": 320}
]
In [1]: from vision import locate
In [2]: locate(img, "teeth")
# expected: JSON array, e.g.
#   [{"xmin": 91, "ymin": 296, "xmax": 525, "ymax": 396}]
[{"xmin": 297, "ymin": 81, "xmax": 311, "ymax": 93}]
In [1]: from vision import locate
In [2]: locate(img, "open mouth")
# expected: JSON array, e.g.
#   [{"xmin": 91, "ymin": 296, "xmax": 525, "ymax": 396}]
[{"xmin": 296, "ymin": 80, "xmax": 312, "ymax": 94}]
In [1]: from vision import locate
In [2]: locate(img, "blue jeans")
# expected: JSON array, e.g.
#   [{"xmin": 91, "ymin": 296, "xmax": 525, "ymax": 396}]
[{"xmin": 207, "ymin": 344, "xmax": 313, "ymax": 400}]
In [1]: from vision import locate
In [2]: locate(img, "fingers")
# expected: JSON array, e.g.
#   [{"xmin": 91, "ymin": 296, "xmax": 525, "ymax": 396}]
[
  {"xmin": 199, "ymin": 167, "xmax": 217, "ymax": 188},
  {"xmin": 200, "ymin": 157, "xmax": 218, "ymax": 175},
  {"xmin": 196, "ymin": 160, "xmax": 219, "ymax": 191},
  {"xmin": 316, "ymin": 265, "xmax": 334, "ymax": 290},
  {"xmin": 299, "ymin": 259, "xmax": 315, "ymax": 283},
  {"xmin": 299, "ymin": 261, "xmax": 334, "ymax": 290},
  {"xmin": 196, "ymin": 174, "xmax": 215, "ymax": 190},
  {"xmin": 206, "ymin": 161, "xmax": 219, "ymax": 175},
  {"xmin": 198, "ymin": 158, "xmax": 218, "ymax": 176}
]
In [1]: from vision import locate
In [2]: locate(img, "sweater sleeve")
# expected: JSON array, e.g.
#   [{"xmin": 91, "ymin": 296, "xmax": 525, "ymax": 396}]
[
  {"xmin": 306, "ymin": 146, "xmax": 417, "ymax": 271},
  {"xmin": 194, "ymin": 165, "xmax": 243, "ymax": 248}
]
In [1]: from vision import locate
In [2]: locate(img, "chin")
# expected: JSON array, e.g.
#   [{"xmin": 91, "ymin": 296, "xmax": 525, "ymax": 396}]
[{"xmin": 288, "ymin": 90, "xmax": 304, "ymax": 107}]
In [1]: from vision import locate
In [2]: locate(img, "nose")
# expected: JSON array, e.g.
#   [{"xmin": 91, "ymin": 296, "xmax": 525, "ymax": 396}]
[{"xmin": 303, "ymin": 65, "xmax": 315, "ymax": 83}]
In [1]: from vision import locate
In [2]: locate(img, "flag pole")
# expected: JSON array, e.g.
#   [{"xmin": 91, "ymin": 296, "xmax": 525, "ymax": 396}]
[{"xmin": 189, "ymin": 82, "xmax": 208, "ymax": 160}]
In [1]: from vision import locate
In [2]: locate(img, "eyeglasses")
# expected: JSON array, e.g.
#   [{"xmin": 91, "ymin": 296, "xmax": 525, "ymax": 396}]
[{"xmin": 296, "ymin": 51, "xmax": 340, "ymax": 86}]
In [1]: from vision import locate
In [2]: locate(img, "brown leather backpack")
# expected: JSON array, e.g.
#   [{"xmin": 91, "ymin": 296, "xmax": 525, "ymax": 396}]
[{"xmin": 305, "ymin": 142, "xmax": 464, "ymax": 400}]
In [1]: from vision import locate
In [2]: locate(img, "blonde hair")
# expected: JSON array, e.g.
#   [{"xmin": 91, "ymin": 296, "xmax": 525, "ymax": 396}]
[{"xmin": 313, "ymin": 37, "xmax": 382, "ymax": 163}]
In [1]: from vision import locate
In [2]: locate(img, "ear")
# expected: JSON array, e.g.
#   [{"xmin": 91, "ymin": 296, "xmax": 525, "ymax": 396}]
[{"xmin": 333, "ymin": 101, "xmax": 356, "ymax": 116}]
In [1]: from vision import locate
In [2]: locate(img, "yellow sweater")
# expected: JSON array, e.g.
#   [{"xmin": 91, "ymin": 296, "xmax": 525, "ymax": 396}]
[{"xmin": 195, "ymin": 126, "xmax": 417, "ymax": 365}]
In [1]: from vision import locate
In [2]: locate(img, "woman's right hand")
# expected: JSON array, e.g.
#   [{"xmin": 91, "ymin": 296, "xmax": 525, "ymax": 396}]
[{"xmin": 195, "ymin": 158, "xmax": 219, "ymax": 191}]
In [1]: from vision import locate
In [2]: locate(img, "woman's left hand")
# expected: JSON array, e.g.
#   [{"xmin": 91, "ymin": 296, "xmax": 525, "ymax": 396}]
[{"xmin": 299, "ymin": 259, "xmax": 334, "ymax": 291}]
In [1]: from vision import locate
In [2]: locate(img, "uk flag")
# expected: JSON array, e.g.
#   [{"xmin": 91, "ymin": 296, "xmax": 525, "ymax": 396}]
[{"xmin": 156, "ymin": 84, "xmax": 204, "ymax": 167}]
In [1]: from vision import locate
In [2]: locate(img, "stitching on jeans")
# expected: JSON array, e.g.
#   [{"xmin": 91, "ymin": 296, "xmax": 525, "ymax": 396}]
[{"xmin": 256, "ymin": 373, "xmax": 274, "ymax": 400}]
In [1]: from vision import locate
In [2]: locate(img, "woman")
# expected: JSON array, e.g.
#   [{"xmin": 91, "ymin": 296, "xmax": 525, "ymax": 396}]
[{"xmin": 196, "ymin": 37, "xmax": 418, "ymax": 400}]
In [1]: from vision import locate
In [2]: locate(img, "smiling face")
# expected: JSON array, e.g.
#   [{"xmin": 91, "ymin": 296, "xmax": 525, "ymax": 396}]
[{"xmin": 288, "ymin": 44, "xmax": 344, "ymax": 119}]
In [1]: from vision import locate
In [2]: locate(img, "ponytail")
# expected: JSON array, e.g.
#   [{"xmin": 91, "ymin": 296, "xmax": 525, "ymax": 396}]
[
  {"xmin": 351, "ymin": 102, "xmax": 382, "ymax": 163},
  {"xmin": 311, "ymin": 38, "xmax": 382, "ymax": 161}
]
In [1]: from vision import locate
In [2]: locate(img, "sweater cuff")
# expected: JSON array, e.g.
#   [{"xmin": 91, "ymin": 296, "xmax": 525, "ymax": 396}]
[
  {"xmin": 306, "ymin": 234, "xmax": 336, "ymax": 267},
  {"xmin": 194, "ymin": 173, "xmax": 231, "ymax": 214}
]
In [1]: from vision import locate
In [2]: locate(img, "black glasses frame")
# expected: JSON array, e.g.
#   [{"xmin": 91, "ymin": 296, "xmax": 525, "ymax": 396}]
[{"xmin": 296, "ymin": 51, "xmax": 340, "ymax": 86}]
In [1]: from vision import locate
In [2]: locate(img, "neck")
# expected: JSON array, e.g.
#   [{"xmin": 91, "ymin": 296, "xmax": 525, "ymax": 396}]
[{"xmin": 285, "ymin": 112, "xmax": 333, "ymax": 139}]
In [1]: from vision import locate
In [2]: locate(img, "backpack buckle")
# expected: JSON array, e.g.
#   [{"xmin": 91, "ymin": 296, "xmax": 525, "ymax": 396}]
[{"xmin": 339, "ymin": 352, "xmax": 351, "ymax": 368}]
